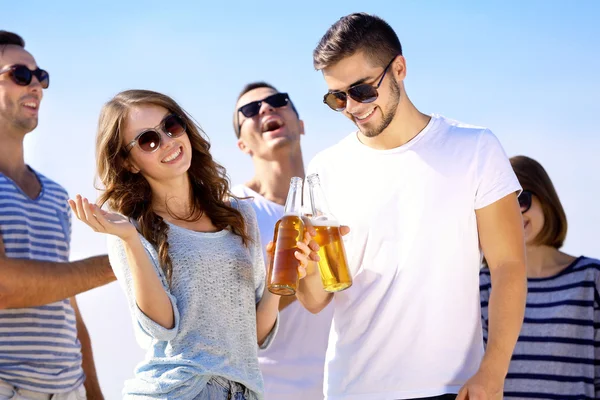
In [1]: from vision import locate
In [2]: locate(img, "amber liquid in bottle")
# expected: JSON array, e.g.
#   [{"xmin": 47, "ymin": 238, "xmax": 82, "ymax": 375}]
[{"xmin": 267, "ymin": 177, "xmax": 305, "ymax": 296}]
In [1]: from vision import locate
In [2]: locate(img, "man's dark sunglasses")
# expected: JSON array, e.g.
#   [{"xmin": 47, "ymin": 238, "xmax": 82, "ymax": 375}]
[
  {"xmin": 238, "ymin": 92, "xmax": 290, "ymax": 119},
  {"xmin": 0, "ymin": 64, "xmax": 49, "ymax": 89},
  {"xmin": 518, "ymin": 190, "xmax": 534, "ymax": 213},
  {"xmin": 323, "ymin": 56, "xmax": 397, "ymax": 112}
]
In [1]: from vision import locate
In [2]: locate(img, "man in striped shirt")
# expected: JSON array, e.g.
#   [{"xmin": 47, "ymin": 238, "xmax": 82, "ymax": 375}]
[{"xmin": 0, "ymin": 31, "xmax": 115, "ymax": 399}]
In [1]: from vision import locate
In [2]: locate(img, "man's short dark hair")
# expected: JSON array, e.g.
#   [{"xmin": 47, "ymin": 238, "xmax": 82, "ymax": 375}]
[
  {"xmin": 0, "ymin": 31, "xmax": 25, "ymax": 58},
  {"xmin": 0, "ymin": 31, "xmax": 25, "ymax": 48},
  {"xmin": 313, "ymin": 12, "xmax": 402, "ymax": 70},
  {"xmin": 233, "ymin": 81, "xmax": 299, "ymax": 138}
]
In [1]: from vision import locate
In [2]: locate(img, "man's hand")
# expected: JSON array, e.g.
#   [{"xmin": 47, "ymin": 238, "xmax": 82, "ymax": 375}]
[{"xmin": 457, "ymin": 368, "xmax": 504, "ymax": 400}]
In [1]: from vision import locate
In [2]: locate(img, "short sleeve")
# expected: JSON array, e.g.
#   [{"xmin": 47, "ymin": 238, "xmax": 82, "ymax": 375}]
[
  {"xmin": 479, "ymin": 267, "xmax": 492, "ymax": 346},
  {"xmin": 474, "ymin": 129, "xmax": 522, "ymax": 210},
  {"xmin": 107, "ymin": 234, "xmax": 180, "ymax": 342}
]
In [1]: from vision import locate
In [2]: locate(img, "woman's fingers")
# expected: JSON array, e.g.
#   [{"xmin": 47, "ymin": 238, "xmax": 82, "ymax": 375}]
[
  {"xmin": 82, "ymin": 198, "xmax": 104, "ymax": 232},
  {"xmin": 294, "ymin": 251, "xmax": 308, "ymax": 279},
  {"xmin": 296, "ymin": 241, "xmax": 311, "ymax": 259},
  {"xmin": 70, "ymin": 196, "xmax": 84, "ymax": 221},
  {"xmin": 70, "ymin": 195, "xmax": 103, "ymax": 232},
  {"xmin": 296, "ymin": 241, "xmax": 320, "ymax": 264},
  {"xmin": 91, "ymin": 204, "xmax": 108, "ymax": 231},
  {"xmin": 297, "ymin": 264, "xmax": 307, "ymax": 279},
  {"xmin": 266, "ymin": 241, "xmax": 275, "ymax": 254}
]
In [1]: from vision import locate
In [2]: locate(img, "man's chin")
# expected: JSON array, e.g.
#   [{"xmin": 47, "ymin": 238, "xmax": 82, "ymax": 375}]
[
  {"xmin": 267, "ymin": 137, "xmax": 300, "ymax": 153},
  {"xmin": 358, "ymin": 127, "xmax": 382, "ymax": 138},
  {"xmin": 17, "ymin": 118, "xmax": 38, "ymax": 134}
]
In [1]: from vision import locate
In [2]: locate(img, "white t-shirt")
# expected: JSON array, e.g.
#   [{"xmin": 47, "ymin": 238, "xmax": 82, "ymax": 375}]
[
  {"xmin": 306, "ymin": 114, "xmax": 521, "ymax": 400},
  {"xmin": 231, "ymin": 185, "xmax": 334, "ymax": 400}
]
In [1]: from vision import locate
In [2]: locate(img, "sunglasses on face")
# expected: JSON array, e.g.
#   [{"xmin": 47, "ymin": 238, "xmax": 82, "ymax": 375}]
[
  {"xmin": 124, "ymin": 114, "xmax": 186, "ymax": 154},
  {"xmin": 323, "ymin": 56, "xmax": 398, "ymax": 112},
  {"xmin": 518, "ymin": 190, "xmax": 533, "ymax": 213},
  {"xmin": 238, "ymin": 92, "xmax": 290, "ymax": 119},
  {"xmin": 0, "ymin": 64, "xmax": 50, "ymax": 89}
]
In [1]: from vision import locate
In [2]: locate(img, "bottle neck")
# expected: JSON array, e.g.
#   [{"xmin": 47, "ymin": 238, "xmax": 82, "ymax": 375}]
[
  {"xmin": 284, "ymin": 180, "xmax": 303, "ymax": 215},
  {"xmin": 307, "ymin": 179, "xmax": 335, "ymax": 220}
]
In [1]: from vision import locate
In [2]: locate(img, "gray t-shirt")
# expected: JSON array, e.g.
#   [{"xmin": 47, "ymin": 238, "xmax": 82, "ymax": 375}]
[{"xmin": 107, "ymin": 198, "xmax": 277, "ymax": 399}]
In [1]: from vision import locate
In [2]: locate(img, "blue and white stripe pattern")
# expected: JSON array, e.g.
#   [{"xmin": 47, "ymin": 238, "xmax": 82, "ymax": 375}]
[
  {"xmin": 480, "ymin": 256, "xmax": 600, "ymax": 399},
  {"xmin": 0, "ymin": 171, "xmax": 83, "ymax": 393}
]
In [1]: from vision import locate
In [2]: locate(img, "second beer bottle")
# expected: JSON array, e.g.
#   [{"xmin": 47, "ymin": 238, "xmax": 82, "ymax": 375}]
[
  {"xmin": 306, "ymin": 173, "xmax": 353, "ymax": 292},
  {"xmin": 267, "ymin": 177, "xmax": 305, "ymax": 296}
]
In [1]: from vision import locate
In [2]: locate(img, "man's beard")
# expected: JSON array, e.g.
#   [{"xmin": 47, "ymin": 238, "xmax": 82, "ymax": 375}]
[{"xmin": 359, "ymin": 79, "xmax": 401, "ymax": 138}]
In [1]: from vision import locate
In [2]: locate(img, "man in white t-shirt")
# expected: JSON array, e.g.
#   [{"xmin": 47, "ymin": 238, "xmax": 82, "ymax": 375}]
[
  {"xmin": 230, "ymin": 82, "xmax": 333, "ymax": 400},
  {"xmin": 295, "ymin": 13, "xmax": 528, "ymax": 400}
]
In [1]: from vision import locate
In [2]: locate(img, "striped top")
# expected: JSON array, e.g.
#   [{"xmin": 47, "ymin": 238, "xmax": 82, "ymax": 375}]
[
  {"xmin": 0, "ymin": 170, "xmax": 83, "ymax": 393},
  {"xmin": 480, "ymin": 256, "xmax": 600, "ymax": 400}
]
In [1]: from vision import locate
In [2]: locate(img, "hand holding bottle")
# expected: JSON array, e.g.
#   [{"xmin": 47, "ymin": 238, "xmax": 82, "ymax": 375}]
[
  {"xmin": 266, "ymin": 227, "xmax": 320, "ymax": 280},
  {"xmin": 305, "ymin": 173, "xmax": 353, "ymax": 292}
]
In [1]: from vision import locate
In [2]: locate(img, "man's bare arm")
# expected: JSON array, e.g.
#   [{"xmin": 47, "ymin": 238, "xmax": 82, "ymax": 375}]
[
  {"xmin": 457, "ymin": 192, "xmax": 527, "ymax": 399},
  {"xmin": 0, "ymin": 238, "xmax": 115, "ymax": 309},
  {"xmin": 70, "ymin": 297, "xmax": 104, "ymax": 400},
  {"xmin": 476, "ymin": 193, "xmax": 527, "ymax": 380}
]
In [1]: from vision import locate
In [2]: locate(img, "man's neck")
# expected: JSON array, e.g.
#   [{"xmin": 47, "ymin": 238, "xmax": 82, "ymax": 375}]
[
  {"xmin": 247, "ymin": 148, "xmax": 305, "ymax": 206},
  {"xmin": 526, "ymin": 245, "xmax": 576, "ymax": 278},
  {"xmin": 358, "ymin": 94, "xmax": 431, "ymax": 151},
  {"xmin": 0, "ymin": 128, "xmax": 29, "ymax": 184}
]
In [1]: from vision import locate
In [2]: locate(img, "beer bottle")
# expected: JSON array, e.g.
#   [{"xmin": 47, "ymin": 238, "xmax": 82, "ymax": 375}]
[
  {"xmin": 306, "ymin": 173, "xmax": 352, "ymax": 292},
  {"xmin": 267, "ymin": 177, "xmax": 305, "ymax": 296}
]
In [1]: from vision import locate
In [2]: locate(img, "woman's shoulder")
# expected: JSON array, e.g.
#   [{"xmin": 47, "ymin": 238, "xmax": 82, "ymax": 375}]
[
  {"xmin": 575, "ymin": 255, "xmax": 600, "ymax": 265},
  {"xmin": 573, "ymin": 256, "xmax": 600, "ymax": 274}
]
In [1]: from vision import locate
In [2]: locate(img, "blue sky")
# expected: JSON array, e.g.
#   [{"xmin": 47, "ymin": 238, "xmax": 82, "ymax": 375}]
[{"xmin": 4, "ymin": 1, "xmax": 599, "ymax": 397}]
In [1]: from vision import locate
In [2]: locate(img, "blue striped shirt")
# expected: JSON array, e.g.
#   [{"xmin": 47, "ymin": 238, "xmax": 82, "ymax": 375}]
[
  {"xmin": 0, "ymin": 170, "xmax": 84, "ymax": 393},
  {"xmin": 480, "ymin": 256, "xmax": 600, "ymax": 399}
]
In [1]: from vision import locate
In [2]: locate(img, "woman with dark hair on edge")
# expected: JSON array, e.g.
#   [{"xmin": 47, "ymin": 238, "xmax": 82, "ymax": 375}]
[
  {"xmin": 480, "ymin": 155, "xmax": 599, "ymax": 399},
  {"xmin": 69, "ymin": 89, "xmax": 318, "ymax": 400}
]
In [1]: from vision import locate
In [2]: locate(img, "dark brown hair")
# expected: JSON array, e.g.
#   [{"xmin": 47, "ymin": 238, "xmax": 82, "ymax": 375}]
[
  {"xmin": 313, "ymin": 12, "xmax": 402, "ymax": 70},
  {"xmin": 511, "ymin": 155, "xmax": 567, "ymax": 248},
  {"xmin": 0, "ymin": 31, "xmax": 25, "ymax": 56},
  {"xmin": 96, "ymin": 89, "xmax": 250, "ymax": 284},
  {"xmin": 232, "ymin": 81, "xmax": 299, "ymax": 138},
  {"xmin": 0, "ymin": 31, "xmax": 24, "ymax": 48}
]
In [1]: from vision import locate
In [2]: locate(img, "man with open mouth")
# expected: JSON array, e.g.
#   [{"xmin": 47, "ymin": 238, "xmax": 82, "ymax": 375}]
[{"xmin": 231, "ymin": 82, "xmax": 333, "ymax": 400}]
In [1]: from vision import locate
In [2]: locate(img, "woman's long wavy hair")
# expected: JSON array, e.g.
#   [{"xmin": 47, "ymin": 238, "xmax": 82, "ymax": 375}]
[{"xmin": 95, "ymin": 89, "xmax": 250, "ymax": 285}]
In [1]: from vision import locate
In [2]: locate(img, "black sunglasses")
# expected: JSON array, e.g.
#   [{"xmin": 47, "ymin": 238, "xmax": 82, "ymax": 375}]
[
  {"xmin": 238, "ymin": 92, "xmax": 290, "ymax": 119},
  {"xmin": 0, "ymin": 64, "xmax": 50, "ymax": 89},
  {"xmin": 124, "ymin": 114, "xmax": 186, "ymax": 154},
  {"xmin": 323, "ymin": 56, "xmax": 398, "ymax": 112},
  {"xmin": 518, "ymin": 190, "xmax": 534, "ymax": 213}
]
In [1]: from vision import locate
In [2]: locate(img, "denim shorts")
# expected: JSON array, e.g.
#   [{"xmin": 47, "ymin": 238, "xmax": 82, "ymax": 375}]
[{"xmin": 194, "ymin": 376, "xmax": 258, "ymax": 400}]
